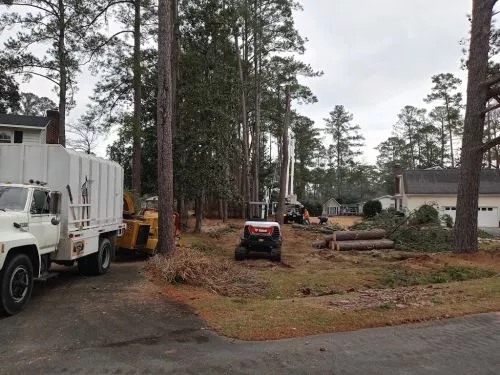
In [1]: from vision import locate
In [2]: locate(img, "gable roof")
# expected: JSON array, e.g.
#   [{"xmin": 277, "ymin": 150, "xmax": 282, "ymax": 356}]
[
  {"xmin": 323, "ymin": 198, "xmax": 340, "ymax": 207},
  {"xmin": 0, "ymin": 114, "xmax": 49, "ymax": 129},
  {"xmin": 403, "ymin": 169, "xmax": 500, "ymax": 195},
  {"xmin": 374, "ymin": 195, "xmax": 394, "ymax": 200}
]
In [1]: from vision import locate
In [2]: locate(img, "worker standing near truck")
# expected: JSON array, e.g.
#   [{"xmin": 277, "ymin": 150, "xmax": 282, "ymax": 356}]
[
  {"xmin": 0, "ymin": 144, "xmax": 125, "ymax": 315},
  {"xmin": 303, "ymin": 208, "xmax": 311, "ymax": 225}
]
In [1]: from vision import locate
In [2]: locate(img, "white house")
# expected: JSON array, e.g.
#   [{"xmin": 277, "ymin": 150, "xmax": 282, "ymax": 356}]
[
  {"xmin": 394, "ymin": 168, "xmax": 500, "ymax": 227},
  {"xmin": 374, "ymin": 195, "xmax": 395, "ymax": 210},
  {"xmin": 0, "ymin": 111, "xmax": 59, "ymax": 145},
  {"xmin": 323, "ymin": 198, "xmax": 341, "ymax": 216}
]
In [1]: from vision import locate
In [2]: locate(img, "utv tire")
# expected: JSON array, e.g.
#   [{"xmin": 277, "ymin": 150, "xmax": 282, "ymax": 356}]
[
  {"xmin": 270, "ymin": 248, "xmax": 281, "ymax": 262},
  {"xmin": 0, "ymin": 254, "xmax": 34, "ymax": 316},
  {"xmin": 79, "ymin": 237, "xmax": 112, "ymax": 276},
  {"xmin": 235, "ymin": 246, "xmax": 247, "ymax": 261}
]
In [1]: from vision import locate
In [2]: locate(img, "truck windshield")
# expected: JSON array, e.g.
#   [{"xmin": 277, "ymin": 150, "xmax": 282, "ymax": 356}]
[{"xmin": 0, "ymin": 187, "xmax": 28, "ymax": 211}]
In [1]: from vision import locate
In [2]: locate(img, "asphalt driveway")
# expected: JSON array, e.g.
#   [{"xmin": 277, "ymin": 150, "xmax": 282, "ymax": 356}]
[{"xmin": 1, "ymin": 258, "xmax": 499, "ymax": 374}]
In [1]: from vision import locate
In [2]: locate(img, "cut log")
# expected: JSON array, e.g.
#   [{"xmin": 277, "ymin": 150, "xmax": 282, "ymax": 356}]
[
  {"xmin": 324, "ymin": 229, "xmax": 386, "ymax": 242},
  {"xmin": 329, "ymin": 239, "xmax": 394, "ymax": 251}
]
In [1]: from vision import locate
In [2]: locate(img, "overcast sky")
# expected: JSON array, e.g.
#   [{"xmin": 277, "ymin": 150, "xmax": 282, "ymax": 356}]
[{"xmin": 13, "ymin": 0, "xmax": 472, "ymax": 161}]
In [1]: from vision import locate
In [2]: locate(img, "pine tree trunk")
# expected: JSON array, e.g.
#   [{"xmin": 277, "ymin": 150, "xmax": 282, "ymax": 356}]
[
  {"xmin": 454, "ymin": 0, "xmax": 496, "ymax": 253},
  {"xmin": 253, "ymin": 0, "xmax": 261, "ymax": 204},
  {"xmin": 445, "ymin": 99, "xmax": 456, "ymax": 168},
  {"xmin": 449, "ymin": 128, "xmax": 455, "ymax": 167},
  {"xmin": 218, "ymin": 199, "xmax": 224, "ymax": 220},
  {"xmin": 487, "ymin": 111, "xmax": 492, "ymax": 168},
  {"xmin": 195, "ymin": 196, "xmax": 202, "ymax": 233},
  {"xmin": 234, "ymin": 29, "xmax": 251, "ymax": 212},
  {"xmin": 157, "ymin": 0, "xmax": 175, "ymax": 254},
  {"xmin": 132, "ymin": 0, "xmax": 142, "ymax": 198},
  {"xmin": 57, "ymin": 0, "xmax": 66, "ymax": 147},
  {"xmin": 171, "ymin": 0, "xmax": 179, "ymax": 137},
  {"xmin": 441, "ymin": 119, "xmax": 446, "ymax": 167},
  {"xmin": 276, "ymin": 85, "xmax": 291, "ymax": 225},
  {"xmin": 179, "ymin": 198, "xmax": 188, "ymax": 230}
]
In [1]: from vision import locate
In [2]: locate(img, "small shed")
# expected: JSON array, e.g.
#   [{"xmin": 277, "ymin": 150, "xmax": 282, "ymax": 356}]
[{"xmin": 323, "ymin": 198, "xmax": 341, "ymax": 216}]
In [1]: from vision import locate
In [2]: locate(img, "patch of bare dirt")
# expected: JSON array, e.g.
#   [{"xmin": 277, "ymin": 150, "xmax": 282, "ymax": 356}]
[
  {"xmin": 242, "ymin": 259, "xmax": 293, "ymax": 269},
  {"xmin": 324, "ymin": 285, "xmax": 462, "ymax": 310}
]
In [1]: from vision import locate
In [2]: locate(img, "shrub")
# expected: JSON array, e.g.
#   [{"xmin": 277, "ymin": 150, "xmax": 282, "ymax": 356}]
[
  {"xmin": 411, "ymin": 204, "xmax": 440, "ymax": 225},
  {"xmin": 441, "ymin": 214, "xmax": 454, "ymax": 228},
  {"xmin": 363, "ymin": 200, "xmax": 382, "ymax": 218},
  {"xmin": 478, "ymin": 229, "xmax": 494, "ymax": 239}
]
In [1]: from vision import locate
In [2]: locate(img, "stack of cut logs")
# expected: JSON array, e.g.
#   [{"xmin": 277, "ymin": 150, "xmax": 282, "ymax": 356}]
[{"xmin": 312, "ymin": 229, "xmax": 394, "ymax": 251}]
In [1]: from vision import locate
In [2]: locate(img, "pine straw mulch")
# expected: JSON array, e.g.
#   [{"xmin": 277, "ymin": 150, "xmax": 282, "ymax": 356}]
[{"xmin": 146, "ymin": 247, "xmax": 268, "ymax": 297}]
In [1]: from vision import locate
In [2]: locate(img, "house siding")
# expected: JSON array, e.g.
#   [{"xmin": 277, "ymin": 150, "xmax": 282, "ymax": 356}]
[
  {"xmin": 378, "ymin": 197, "xmax": 395, "ymax": 210},
  {"xmin": 0, "ymin": 126, "xmax": 43, "ymax": 145},
  {"xmin": 23, "ymin": 130, "xmax": 43, "ymax": 144}
]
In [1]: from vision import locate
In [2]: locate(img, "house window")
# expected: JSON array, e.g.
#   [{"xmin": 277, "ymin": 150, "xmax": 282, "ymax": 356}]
[
  {"xmin": 14, "ymin": 130, "xmax": 23, "ymax": 143},
  {"xmin": 0, "ymin": 131, "xmax": 12, "ymax": 143}
]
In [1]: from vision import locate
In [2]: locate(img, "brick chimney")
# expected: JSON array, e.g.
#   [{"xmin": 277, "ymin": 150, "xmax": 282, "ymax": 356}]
[
  {"xmin": 393, "ymin": 164, "xmax": 402, "ymax": 176},
  {"xmin": 393, "ymin": 164, "xmax": 402, "ymax": 195},
  {"xmin": 45, "ymin": 110, "xmax": 60, "ymax": 145}
]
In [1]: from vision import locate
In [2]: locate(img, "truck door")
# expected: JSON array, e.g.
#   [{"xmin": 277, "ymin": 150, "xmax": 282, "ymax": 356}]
[{"xmin": 29, "ymin": 189, "xmax": 59, "ymax": 253}]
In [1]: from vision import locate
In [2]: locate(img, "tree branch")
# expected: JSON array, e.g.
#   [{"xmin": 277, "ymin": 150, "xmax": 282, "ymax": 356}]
[
  {"xmin": 482, "ymin": 102, "xmax": 500, "ymax": 114},
  {"xmin": 481, "ymin": 74, "xmax": 500, "ymax": 87},
  {"xmin": 11, "ymin": 70, "xmax": 60, "ymax": 86},
  {"xmin": 5, "ymin": 63, "xmax": 59, "ymax": 72},
  {"xmin": 488, "ymin": 86, "xmax": 500, "ymax": 99},
  {"xmin": 479, "ymin": 136, "xmax": 500, "ymax": 153},
  {"xmin": 80, "ymin": 30, "xmax": 133, "ymax": 64},
  {"xmin": 81, "ymin": 0, "xmax": 133, "ymax": 29},
  {"xmin": 2, "ymin": 2, "xmax": 58, "ymax": 17}
]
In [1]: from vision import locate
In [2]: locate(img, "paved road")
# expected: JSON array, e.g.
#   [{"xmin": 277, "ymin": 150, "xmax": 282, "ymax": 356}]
[{"xmin": 1, "ymin": 258, "xmax": 499, "ymax": 374}]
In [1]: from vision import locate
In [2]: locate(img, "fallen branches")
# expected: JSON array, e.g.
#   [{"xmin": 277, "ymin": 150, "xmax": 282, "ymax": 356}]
[{"xmin": 146, "ymin": 247, "xmax": 267, "ymax": 297}]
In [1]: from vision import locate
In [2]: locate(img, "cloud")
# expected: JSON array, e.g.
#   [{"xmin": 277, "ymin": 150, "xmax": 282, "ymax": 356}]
[{"xmin": 294, "ymin": 0, "xmax": 470, "ymax": 161}]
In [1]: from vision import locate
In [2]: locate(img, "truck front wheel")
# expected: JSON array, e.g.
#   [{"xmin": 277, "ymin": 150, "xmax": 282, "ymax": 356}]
[{"xmin": 0, "ymin": 254, "xmax": 34, "ymax": 316}]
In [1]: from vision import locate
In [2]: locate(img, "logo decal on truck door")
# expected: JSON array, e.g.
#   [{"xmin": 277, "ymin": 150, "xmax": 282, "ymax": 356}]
[{"xmin": 73, "ymin": 241, "xmax": 85, "ymax": 255}]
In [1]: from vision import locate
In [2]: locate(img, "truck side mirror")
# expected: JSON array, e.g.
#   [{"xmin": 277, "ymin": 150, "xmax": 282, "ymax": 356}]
[{"xmin": 50, "ymin": 191, "xmax": 62, "ymax": 215}]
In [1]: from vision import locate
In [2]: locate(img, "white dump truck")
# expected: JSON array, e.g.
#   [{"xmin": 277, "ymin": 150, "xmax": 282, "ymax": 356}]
[{"xmin": 0, "ymin": 144, "xmax": 125, "ymax": 315}]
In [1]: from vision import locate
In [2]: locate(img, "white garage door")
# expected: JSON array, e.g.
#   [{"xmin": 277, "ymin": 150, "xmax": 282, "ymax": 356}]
[
  {"xmin": 478, "ymin": 207, "xmax": 498, "ymax": 227},
  {"xmin": 442, "ymin": 207, "xmax": 498, "ymax": 227}
]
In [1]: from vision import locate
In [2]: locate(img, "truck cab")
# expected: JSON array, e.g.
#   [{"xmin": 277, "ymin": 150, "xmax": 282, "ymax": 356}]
[{"xmin": 0, "ymin": 182, "xmax": 62, "ymax": 315}]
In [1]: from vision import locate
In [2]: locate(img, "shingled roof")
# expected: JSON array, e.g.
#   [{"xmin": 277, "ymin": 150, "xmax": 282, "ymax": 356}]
[
  {"xmin": 0, "ymin": 114, "xmax": 50, "ymax": 128},
  {"xmin": 403, "ymin": 169, "xmax": 500, "ymax": 195}
]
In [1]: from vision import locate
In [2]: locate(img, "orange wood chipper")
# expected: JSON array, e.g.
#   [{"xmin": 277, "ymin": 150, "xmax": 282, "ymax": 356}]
[{"xmin": 117, "ymin": 193, "xmax": 180, "ymax": 255}]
